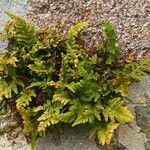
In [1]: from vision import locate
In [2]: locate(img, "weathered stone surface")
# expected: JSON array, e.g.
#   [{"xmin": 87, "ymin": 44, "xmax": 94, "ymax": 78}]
[
  {"xmin": 118, "ymin": 124, "xmax": 147, "ymax": 150},
  {"xmin": 135, "ymin": 106, "xmax": 150, "ymax": 138},
  {"xmin": 129, "ymin": 76, "xmax": 150, "ymax": 104},
  {"xmin": 0, "ymin": 132, "xmax": 30, "ymax": 150},
  {"xmin": 145, "ymin": 140, "xmax": 150, "ymax": 150},
  {"xmin": 0, "ymin": 115, "xmax": 18, "ymax": 134},
  {"xmin": 0, "ymin": 115, "xmax": 30, "ymax": 150},
  {"xmin": 98, "ymin": 134, "xmax": 127, "ymax": 150},
  {"xmin": 135, "ymin": 105, "xmax": 150, "ymax": 150},
  {"xmin": 0, "ymin": 0, "xmax": 30, "ymax": 52},
  {"xmin": 37, "ymin": 126, "xmax": 101, "ymax": 150},
  {"xmin": 117, "ymin": 104, "xmax": 147, "ymax": 150}
]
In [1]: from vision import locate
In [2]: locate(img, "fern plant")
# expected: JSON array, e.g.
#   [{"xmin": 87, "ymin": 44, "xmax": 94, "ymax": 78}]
[{"xmin": 0, "ymin": 13, "xmax": 149, "ymax": 150}]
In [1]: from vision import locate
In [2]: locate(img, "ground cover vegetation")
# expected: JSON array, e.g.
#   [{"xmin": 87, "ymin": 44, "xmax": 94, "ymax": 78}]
[{"xmin": 0, "ymin": 13, "xmax": 149, "ymax": 150}]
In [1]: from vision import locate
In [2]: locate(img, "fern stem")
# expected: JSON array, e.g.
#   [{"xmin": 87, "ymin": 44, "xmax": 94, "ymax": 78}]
[
  {"xmin": 129, "ymin": 62, "xmax": 144, "ymax": 76},
  {"xmin": 31, "ymin": 133, "xmax": 37, "ymax": 150}
]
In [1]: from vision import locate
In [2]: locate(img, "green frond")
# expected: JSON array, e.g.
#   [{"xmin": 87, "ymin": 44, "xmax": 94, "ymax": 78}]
[
  {"xmin": 72, "ymin": 110, "xmax": 94, "ymax": 126},
  {"xmin": 0, "ymin": 53, "xmax": 18, "ymax": 67},
  {"xmin": 125, "ymin": 59, "xmax": 150, "ymax": 80},
  {"xmin": 67, "ymin": 22, "xmax": 88, "ymax": 46},
  {"xmin": 60, "ymin": 111, "xmax": 76, "ymax": 123},
  {"xmin": 52, "ymin": 91, "xmax": 70, "ymax": 105},
  {"xmin": 103, "ymin": 98, "xmax": 134, "ymax": 123},
  {"xmin": 102, "ymin": 21, "xmax": 117, "ymax": 43},
  {"xmin": 97, "ymin": 122, "xmax": 119, "ymax": 145},
  {"xmin": 72, "ymin": 103, "xmax": 103, "ymax": 126},
  {"xmin": 108, "ymin": 73, "xmax": 131, "ymax": 96},
  {"xmin": 16, "ymin": 89, "xmax": 36, "ymax": 110},
  {"xmin": 0, "ymin": 79, "xmax": 23, "ymax": 101},
  {"xmin": 26, "ymin": 81, "xmax": 45, "ymax": 89},
  {"xmin": 101, "ymin": 21, "xmax": 120, "ymax": 64},
  {"xmin": 5, "ymin": 12, "xmax": 37, "ymax": 49},
  {"xmin": 37, "ymin": 105, "xmax": 61, "ymax": 132}
]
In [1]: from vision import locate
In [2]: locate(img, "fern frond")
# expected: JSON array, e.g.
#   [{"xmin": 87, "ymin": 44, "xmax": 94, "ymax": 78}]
[
  {"xmin": 0, "ymin": 79, "xmax": 23, "ymax": 101},
  {"xmin": 52, "ymin": 91, "xmax": 70, "ymax": 105},
  {"xmin": 37, "ymin": 110, "xmax": 60, "ymax": 132},
  {"xmin": 125, "ymin": 59, "xmax": 150, "ymax": 80},
  {"xmin": 16, "ymin": 89, "xmax": 36, "ymax": 110},
  {"xmin": 102, "ymin": 21, "xmax": 117, "ymax": 43},
  {"xmin": 101, "ymin": 21, "xmax": 120, "ymax": 64},
  {"xmin": 103, "ymin": 98, "xmax": 134, "ymax": 123},
  {"xmin": 21, "ymin": 107, "xmax": 35, "ymax": 136},
  {"xmin": 28, "ymin": 61, "xmax": 54, "ymax": 76},
  {"xmin": 67, "ymin": 22, "xmax": 88, "ymax": 46},
  {"xmin": 97, "ymin": 122, "xmax": 119, "ymax": 145},
  {"xmin": 5, "ymin": 12, "xmax": 37, "ymax": 49},
  {"xmin": 108, "ymin": 73, "xmax": 131, "ymax": 96},
  {"xmin": 72, "ymin": 102, "xmax": 103, "ymax": 126},
  {"xmin": 37, "ymin": 102, "xmax": 62, "ymax": 132},
  {"xmin": 72, "ymin": 109, "xmax": 94, "ymax": 126},
  {"xmin": 0, "ymin": 53, "xmax": 18, "ymax": 67}
]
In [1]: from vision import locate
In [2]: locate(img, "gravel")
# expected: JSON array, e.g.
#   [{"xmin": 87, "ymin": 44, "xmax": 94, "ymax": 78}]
[{"xmin": 28, "ymin": 0, "xmax": 150, "ymax": 59}]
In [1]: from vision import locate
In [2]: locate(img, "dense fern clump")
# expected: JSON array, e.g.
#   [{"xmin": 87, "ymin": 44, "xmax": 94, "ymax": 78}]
[{"xmin": 0, "ymin": 13, "xmax": 150, "ymax": 149}]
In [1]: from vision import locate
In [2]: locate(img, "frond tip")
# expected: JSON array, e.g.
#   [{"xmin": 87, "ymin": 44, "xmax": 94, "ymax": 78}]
[
  {"xmin": 67, "ymin": 22, "xmax": 88, "ymax": 45},
  {"xmin": 97, "ymin": 122, "xmax": 119, "ymax": 145}
]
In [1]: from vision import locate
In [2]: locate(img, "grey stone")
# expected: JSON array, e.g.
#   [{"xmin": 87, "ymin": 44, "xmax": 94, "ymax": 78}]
[
  {"xmin": 118, "ymin": 105, "xmax": 148, "ymax": 150},
  {"xmin": 118, "ymin": 124, "xmax": 147, "ymax": 150},
  {"xmin": 37, "ymin": 126, "xmax": 101, "ymax": 150},
  {"xmin": 0, "ymin": 132, "xmax": 30, "ymax": 150},
  {"xmin": 145, "ymin": 140, "xmax": 150, "ymax": 150},
  {"xmin": 0, "ymin": 115, "xmax": 18, "ymax": 134},
  {"xmin": 135, "ymin": 106, "xmax": 150, "ymax": 138},
  {"xmin": 129, "ymin": 76, "xmax": 150, "ymax": 105},
  {"xmin": 0, "ymin": 115, "xmax": 30, "ymax": 150},
  {"xmin": 0, "ymin": 0, "xmax": 30, "ymax": 52},
  {"xmin": 98, "ymin": 135, "xmax": 127, "ymax": 150}
]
